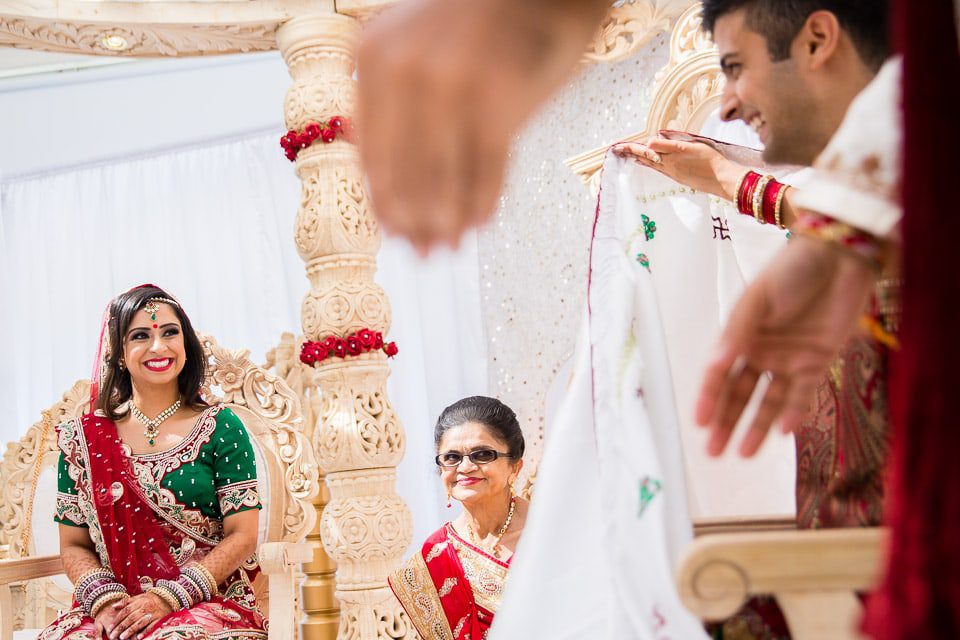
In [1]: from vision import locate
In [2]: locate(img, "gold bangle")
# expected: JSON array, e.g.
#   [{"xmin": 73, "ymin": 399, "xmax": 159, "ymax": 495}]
[
  {"xmin": 148, "ymin": 585, "xmax": 182, "ymax": 613},
  {"xmin": 774, "ymin": 184, "xmax": 789, "ymax": 229},
  {"xmin": 188, "ymin": 562, "xmax": 219, "ymax": 596},
  {"xmin": 752, "ymin": 175, "xmax": 773, "ymax": 224},
  {"xmin": 90, "ymin": 591, "xmax": 127, "ymax": 618}
]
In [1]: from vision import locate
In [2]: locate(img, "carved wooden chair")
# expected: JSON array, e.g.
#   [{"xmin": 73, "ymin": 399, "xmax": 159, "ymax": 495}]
[
  {"xmin": 0, "ymin": 334, "xmax": 319, "ymax": 640},
  {"xmin": 678, "ymin": 523, "xmax": 885, "ymax": 639},
  {"xmin": 566, "ymin": 4, "xmax": 886, "ymax": 637}
]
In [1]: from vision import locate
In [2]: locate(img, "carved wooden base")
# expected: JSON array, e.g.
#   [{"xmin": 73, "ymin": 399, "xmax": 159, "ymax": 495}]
[{"xmin": 335, "ymin": 588, "xmax": 418, "ymax": 640}]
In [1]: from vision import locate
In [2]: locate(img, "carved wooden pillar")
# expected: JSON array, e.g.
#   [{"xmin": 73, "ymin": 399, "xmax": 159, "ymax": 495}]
[{"xmin": 277, "ymin": 14, "xmax": 415, "ymax": 640}]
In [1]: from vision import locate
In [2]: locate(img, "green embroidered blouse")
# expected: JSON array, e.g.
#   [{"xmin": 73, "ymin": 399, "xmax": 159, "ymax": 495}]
[{"xmin": 55, "ymin": 405, "xmax": 262, "ymax": 531}]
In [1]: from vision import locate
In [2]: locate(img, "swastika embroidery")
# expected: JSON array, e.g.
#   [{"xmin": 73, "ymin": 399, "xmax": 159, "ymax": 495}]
[{"xmin": 712, "ymin": 216, "xmax": 731, "ymax": 240}]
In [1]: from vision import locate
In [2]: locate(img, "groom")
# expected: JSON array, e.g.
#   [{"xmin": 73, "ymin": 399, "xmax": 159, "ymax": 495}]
[{"xmin": 687, "ymin": 0, "xmax": 893, "ymax": 531}]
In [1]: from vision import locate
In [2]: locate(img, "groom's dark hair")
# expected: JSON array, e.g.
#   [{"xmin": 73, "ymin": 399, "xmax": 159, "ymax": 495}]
[{"xmin": 700, "ymin": 0, "xmax": 889, "ymax": 71}]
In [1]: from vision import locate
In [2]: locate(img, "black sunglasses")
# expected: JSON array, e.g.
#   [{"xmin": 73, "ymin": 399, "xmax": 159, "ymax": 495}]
[{"xmin": 434, "ymin": 449, "xmax": 513, "ymax": 468}]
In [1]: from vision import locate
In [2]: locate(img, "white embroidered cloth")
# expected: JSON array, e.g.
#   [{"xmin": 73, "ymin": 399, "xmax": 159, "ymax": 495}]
[{"xmin": 493, "ymin": 149, "xmax": 798, "ymax": 639}]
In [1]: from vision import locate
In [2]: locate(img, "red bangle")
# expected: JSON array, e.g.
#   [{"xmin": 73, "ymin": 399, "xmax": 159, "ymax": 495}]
[
  {"xmin": 736, "ymin": 171, "xmax": 763, "ymax": 215},
  {"xmin": 761, "ymin": 179, "xmax": 788, "ymax": 226}
]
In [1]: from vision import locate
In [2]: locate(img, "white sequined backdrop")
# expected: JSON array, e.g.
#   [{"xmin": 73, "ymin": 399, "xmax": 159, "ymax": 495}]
[{"xmin": 479, "ymin": 36, "xmax": 672, "ymax": 478}]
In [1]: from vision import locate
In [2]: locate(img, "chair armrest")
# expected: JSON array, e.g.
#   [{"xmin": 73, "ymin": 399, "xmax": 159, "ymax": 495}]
[
  {"xmin": 259, "ymin": 542, "xmax": 314, "ymax": 640},
  {"xmin": 692, "ymin": 515, "xmax": 797, "ymax": 537},
  {"xmin": 259, "ymin": 542, "xmax": 313, "ymax": 573},
  {"xmin": 676, "ymin": 527, "xmax": 887, "ymax": 622},
  {"xmin": 0, "ymin": 555, "xmax": 65, "ymax": 640},
  {"xmin": 0, "ymin": 555, "xmax": 64, "ymax": 586}
]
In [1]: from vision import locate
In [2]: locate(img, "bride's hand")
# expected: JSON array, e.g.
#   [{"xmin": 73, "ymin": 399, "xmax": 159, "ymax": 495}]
[
  {"xmin": 93, "ymin": 596, "xmax": 127, "ymax": 639},
  {"xmin": 109, "ymin": 592, "xmax": 172, "ymax": 640},
  {"xmin": 613, "ymin": 138, "xmax": 746, "ymax": 201}
]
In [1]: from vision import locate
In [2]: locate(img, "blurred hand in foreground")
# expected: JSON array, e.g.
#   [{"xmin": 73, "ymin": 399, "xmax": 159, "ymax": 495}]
[
  {"xmin": 357, "ymin": 0, "xmax": 609, "ymax": 254},
  {"xmin": 695, "ymin": 235, "xmax": 879, "ymax": 457}
]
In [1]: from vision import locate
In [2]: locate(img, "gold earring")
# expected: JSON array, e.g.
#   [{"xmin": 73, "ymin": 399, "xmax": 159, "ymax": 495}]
[
  {"xmin": 118, "ymin": 358, "xmax": 126, "ymax": 371},
  {"xmin": 446, "ymin": 490, "xmax": 452, "ymax": 509}
]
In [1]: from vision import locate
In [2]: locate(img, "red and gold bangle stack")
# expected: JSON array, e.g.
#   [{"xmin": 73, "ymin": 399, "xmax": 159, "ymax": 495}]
[
  {"xmin": 793, "ymin": 211, "xmax": 887, "ymax": 270},
  {"xmin": 736, "ymin": 170, "xmax": 763, "ymax": 216},
  {"xmin": 735, "ymin": 170, "xmax": 789, "ymax": 229}
]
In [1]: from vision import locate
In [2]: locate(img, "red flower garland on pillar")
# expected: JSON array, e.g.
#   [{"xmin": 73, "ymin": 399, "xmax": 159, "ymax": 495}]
[
  {"xmin": 280, "ymin": 116, "xmax": 353, "ymax": 162},
  {"xmin": 300, "ymin": 328, "xmax": 398, "ymax": 366}
]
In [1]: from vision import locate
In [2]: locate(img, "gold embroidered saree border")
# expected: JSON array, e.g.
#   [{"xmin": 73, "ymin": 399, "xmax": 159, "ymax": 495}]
[
  {"xmin": 389, "ymin": 553, "xmax": 454, "ymax": 640},
  {"xmin": 447, "ymin": 532, "xmax": 510, "ymax": 614}
]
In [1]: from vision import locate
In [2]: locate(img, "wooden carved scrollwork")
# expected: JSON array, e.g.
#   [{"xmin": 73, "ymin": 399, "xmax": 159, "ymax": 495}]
[
  {"xmin": 0, "ymin": 16, "xmax": 278, "ymax": 57},
  {"xmin": 582, "ymin": 0, "xmax": 696, "ymax": 63},
  {"xmin": 200, "ymin": 334, "xmax": 320, "ymax": 543},
  {"xmin": 566, "ymin": 3, "xmax": 725, "ymax": 192},
  {"xmin": 0, "ymin": 380, "xmax": 90, "ymax": 558}
]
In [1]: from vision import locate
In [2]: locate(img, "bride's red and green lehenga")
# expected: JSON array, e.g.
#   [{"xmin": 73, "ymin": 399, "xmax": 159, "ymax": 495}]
[
  {"xmin": 40, "ymin": 404, "xmax": 267, "ymax": 640},
  {"xmin": 389, "ymin": 524, "xmax": 510, "ymax": 640}
]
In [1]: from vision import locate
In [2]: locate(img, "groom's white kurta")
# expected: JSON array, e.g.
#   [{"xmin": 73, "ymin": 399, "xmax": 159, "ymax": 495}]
[{"xmin": 492, "ymin": 151, "xmax": 797, "ymax": 639}]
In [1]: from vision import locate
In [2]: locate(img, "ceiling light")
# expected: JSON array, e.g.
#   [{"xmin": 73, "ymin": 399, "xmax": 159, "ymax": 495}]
[{"xmin": 99, "ymin": 34, "xmax": 129, "ymax": 51}]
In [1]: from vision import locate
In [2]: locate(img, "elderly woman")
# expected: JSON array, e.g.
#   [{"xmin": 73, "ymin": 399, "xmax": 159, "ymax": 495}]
[
  {"xmin": 40, "ymin": 284, "xmax": 265, "ymax": 640},
  {"xmin": 389, "ymin": 396, "xmax": 529, "ymax": 639}
]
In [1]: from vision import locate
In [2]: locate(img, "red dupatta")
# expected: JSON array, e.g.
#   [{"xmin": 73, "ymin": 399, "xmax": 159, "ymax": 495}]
[
  {"xmin": 389, "ymin": 524, "xmax": 510, "ymax": 640},
  {"xmin": 864, "ymin": 0, "xmax": 960, "ymax": 636},
  {"xmin": 80, "ymin": 413, "xmax": 180, "ymax": 594}
]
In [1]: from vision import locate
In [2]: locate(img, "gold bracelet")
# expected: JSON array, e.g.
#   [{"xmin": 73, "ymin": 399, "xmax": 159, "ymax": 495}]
[
  {"xmin": 752, "ymin": 175, "xmax": 773, "ymax": 224},
  {"xmin": 148, "ymin": 585, "xmax": 182, "ymax": 613},
  {"xmin": 774, "ymin": 184, "xmax": 789, "ymax": 229},
  {"xmin": 187, "ymin": 562, "xmax": 219, "ymax": 596},
  {"xmin": 90, "ymin": 591, "xmax": 127, "ymax": 618}
]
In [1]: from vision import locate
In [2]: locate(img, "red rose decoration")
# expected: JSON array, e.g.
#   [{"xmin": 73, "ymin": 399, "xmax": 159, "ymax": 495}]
[
  {"xmin": 285, "ymin": 150, "xmax": 297, "ymax": 161},
  {"xmin": 323, "ymin": 336, "xmax": 338, "ymax": 351},
  {"xmin": 300, "ymin": 349, "xmax": 317, "ymax": 365},
  {"xmin": 346, "ymin": 336, "xmax": 362, "ymax": 356},
  {"xmin": 333, "ymin": 340, "xmax": 347, "ymax": 358},
  {"xmin": 383, "ymin": 342, "xmax": 399, "ymax": 357},
  {"xmin": 328, "ymin": 116, "xmax": 344, "ymax": 131},
  {"xmin": 298, "ymin": 134, "xmax": 311, "ymax": 149},
  {"xmin": 315, "ymin": 346, "xmax": 329, "ymax": 361},
  {"xmin": 305, "ymin": 123, "xmax": 321, "ymax": 140},
  {"xmin": 373, "ymin": 332, "xmax": 384, "ymax": 349},
  {"xmin": 321, "ymin": 128, "xmax": 336, "ymax": 143},
  {"xmin": 357, "ymin": 329, "xmax": 375, "ymax": 349}
]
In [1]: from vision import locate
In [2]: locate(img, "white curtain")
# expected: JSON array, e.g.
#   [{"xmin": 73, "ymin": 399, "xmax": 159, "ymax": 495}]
[{"xmin": 0, "ymin": 131, "xmax": 486, "ymax": 549}]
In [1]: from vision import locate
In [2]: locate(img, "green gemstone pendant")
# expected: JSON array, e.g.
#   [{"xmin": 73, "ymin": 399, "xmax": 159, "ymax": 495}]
[{"xmin": 148, "ymin": 438, "xmax": 155, "ymax": 446}]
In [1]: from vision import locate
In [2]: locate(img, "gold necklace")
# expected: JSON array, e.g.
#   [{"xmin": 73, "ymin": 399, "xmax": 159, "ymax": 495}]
[
  {"xmin": 131, "ymin": 398, "xmax": 181, "ymax": 446},
  {"xmin": 466, "ymin": 495, "xmax": 516, "ymax": 559}
]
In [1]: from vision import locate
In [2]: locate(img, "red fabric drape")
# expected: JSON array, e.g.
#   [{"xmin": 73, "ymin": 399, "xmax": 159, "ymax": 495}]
[
  {"xmin": 82, "ymin": 414, "xmax": 180, "ymax": 594},
  {"xmin": 864, "ymin": 0, "xmax": 960, "ymax": 637}
]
